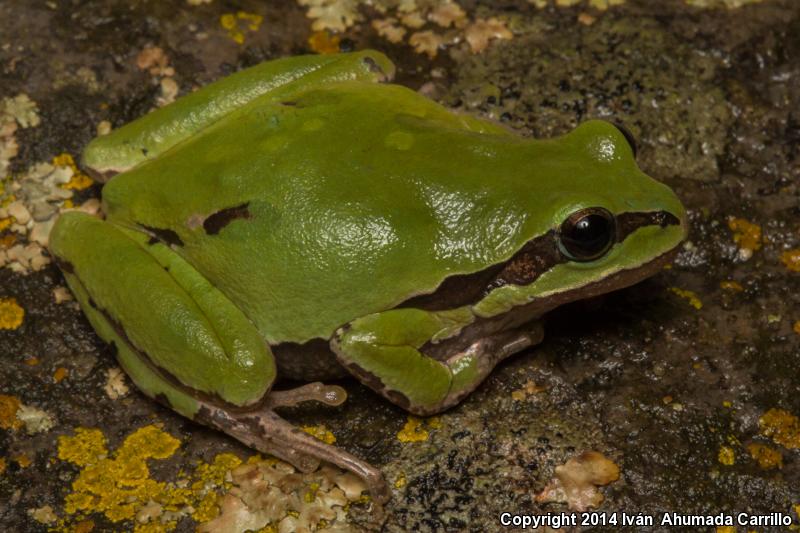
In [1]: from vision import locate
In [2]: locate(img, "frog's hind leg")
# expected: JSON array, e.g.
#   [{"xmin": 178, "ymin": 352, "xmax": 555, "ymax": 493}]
[
  {"xmin": 50, "ymin": 211, "xmax": 389, "ymax": 504},
  {"xmin": 194, "ymin": 398, "xmax": 390, "ymax": 505},
  {"xmin": 331, "ymin": 308, "xmax": 544, "ymax": 416}
]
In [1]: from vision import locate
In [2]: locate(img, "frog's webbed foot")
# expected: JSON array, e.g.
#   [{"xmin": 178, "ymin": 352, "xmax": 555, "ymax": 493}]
[
  {"xmin": 195, "ymin": 398, "xmax": 390, "ymax": 507},
  {"xmin": 266, "ymin": 382, "xmax": 347, "ymax": 409}
]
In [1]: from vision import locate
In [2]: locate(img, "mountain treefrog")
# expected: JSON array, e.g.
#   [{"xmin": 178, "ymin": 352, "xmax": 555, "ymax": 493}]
[{"xmin": 49, "ymin": 50, "xmax": 687, "ymax": 504}]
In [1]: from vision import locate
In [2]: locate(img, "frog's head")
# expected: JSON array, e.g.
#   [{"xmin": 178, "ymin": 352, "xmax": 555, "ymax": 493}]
[{"xmin": 463, "ymin": 119, "xmax": 688, "ymax": 322}]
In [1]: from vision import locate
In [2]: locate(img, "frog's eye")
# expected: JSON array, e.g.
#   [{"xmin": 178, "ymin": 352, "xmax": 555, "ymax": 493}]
[
  {"xmin": 613, "ymin": 123, "xmax": 638, "ymax": 158},
  {"xmin": 557, "ymin": 207, "xmax": 616, "ymax": 262}
]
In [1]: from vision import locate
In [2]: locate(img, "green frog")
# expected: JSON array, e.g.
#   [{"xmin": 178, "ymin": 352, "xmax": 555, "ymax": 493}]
[{"xmin": 49, "ymin": 50, "xmax": 687, "ymax": 504}]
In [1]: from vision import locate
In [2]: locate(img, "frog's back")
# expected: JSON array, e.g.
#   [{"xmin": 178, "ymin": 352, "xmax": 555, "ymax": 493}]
[{"xmin": 101, "ymin": 81, "xmax": 544, "ymax": 344}]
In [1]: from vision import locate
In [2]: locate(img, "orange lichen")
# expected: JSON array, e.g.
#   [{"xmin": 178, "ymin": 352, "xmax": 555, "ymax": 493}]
[
  {"xmin": 511, "ymin": 379, "xmax": 547, "ymax": 401},
  {"xmin": 0, "ymin": 458, "xmax": 5, "ymax": 475},
  {"xmin": 727, "ymin": 217, "xmax": 762, "ymax": 259},
  {"xmin": 0, "ymin": 394, "xmax": 22, "ymax": 430},
  {"xmin": 747, "ymin": 442, "xmax": 782, "ymax": 469},
  {"xmin": 759, "ymin": 408, "xmax": 800, "ymax": 449},
  {"xmin": 780, "ymin": 249, "xmax": 800, "ymax": 272},
  {"xmin": 301, "ymin": 425, "xmax": 337, "ymax": 445},
  {"xmin": 719, "ymin": 280, "xmax": 743, "ymax": 291},
  {"xmin": 54, "ymin": 367, "xmax": 69, "ymax": 383},
  {"xmin": 13, "ymin": 453, "xmax": 32, "ymax": 467},
  {"xmin": 794, "ymin": 321, "xmax": 800, "ymax": 336},
  {"xmin": 307, "ymin": 30, "xmax": 341, "ymax": 54},
  {"xmin": 668, "ymin": 287, "xmax": 703, "ymax": 309},
  {"xmin": 0, "ymin": 297, "xmax": 24, "ymax": 329}
]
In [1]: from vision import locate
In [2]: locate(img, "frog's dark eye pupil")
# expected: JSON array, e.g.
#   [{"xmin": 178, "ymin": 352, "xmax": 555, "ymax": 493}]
[{"xmin": 558, "ymin": 208, "xmax": 616, "ymax": 262}]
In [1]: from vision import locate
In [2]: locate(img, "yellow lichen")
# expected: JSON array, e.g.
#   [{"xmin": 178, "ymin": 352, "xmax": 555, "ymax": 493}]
[
  {"xmin": 780, "ymin": 249, "xmax": 800, "ymax": 272},
  {"xmin": 191, "ymin": 491, "xmax": 220, "ymax": 523},
  {"xmin": 0, "ymin": 457, "xmax": 5, "ymax": 475},
  {"xmin": 727, "ymin": 217, "xmax": 762, "ymax": 259},
  {"xmin": 53, "ymin": 153, "xmax": 93, "ymax": 190},
  {"xmin": 0, "ymin": 217, "xmax": 11, "ymax": 232},
  {"xmin": 719, "ymin": 280, "xmax": 743, "ymax": 291},
  {"xmin": 191, "ymin": 452, "xmax": 242, "ymax": 490},
  {"xmin": 301, "ymin": 424, "xmax": 337, "ymax": 445},
  {"xmin": 746, "ymin": 442, "xmax": 782, "ymax": 469},
  {"xmin": 716, "ymin": 527, "xmax": 736, "ymax": 533},
  {"xmin": 307, "ymin": 30, "xmax": 340, "ymax": 54},
  {"xmin": 0, "ymin": 394, "xmax": 22, "ymax": 430},
  {"xmin": 397, "ymin": 415, "xmax": 434, "ymax": 443},
  {"xmin": 0, "ymin": 297, "xmax": 24, "ymax": 329},
  {"xmin": 759, "ymin": 408, "xmax": 800, "ymax": 449},
  {"xmin": 717, "ymin": 445, "xmax": 735, "ymax": 466},
  {"xmin": 58, "ymin": 428, "xmax": 108, "ymax": 466},
  {"xmin": 668, "ymin": 287, "xmax": 702, "ymax": 309},
  {"xmin": 220, "ymin": 11, "xmax": 263, "ymax": 45},
  {"xmin": 394, "ymin": 472, "xmax": 407, "ymax": 489},
  {"xmin": 793, "ymin": 321, "xmax": 800, "ymax": 336},
  {"xmin": 61, "ymin": 425, "xmax": 181, "ymax": 524}
]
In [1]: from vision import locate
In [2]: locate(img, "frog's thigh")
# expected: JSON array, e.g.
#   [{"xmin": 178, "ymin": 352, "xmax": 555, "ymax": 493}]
[
  {"xmin": 49, "ymin": 211, "xmax": 275, "ymax": 408},
  {"xmin": 331, "ymin": 308, "xmax": 542, "ymax": 416}
]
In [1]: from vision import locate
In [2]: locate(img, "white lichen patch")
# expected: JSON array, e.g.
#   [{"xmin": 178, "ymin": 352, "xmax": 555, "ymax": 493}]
[
  {"xmin": 198, "ymin": 458, "xmax": 367, "ymax": 532},
  {"xmin": 16, "ymin": 403, "xmax": 56, "ymax": 435},
  {"xmin": 535, "ymin": 451, "xmax": 620, "ymax": 511},
  {"xmin": 136, "ymin": 46, "xmax": 179, "ymax": 108},
  {"xmin": 298, "ymin": 0, "xmax": 512, "ymax": 57},
  {"xmin": 1, "ymin": 162, "xmax": 71, "ymax": 274},
  {"xmin": 299, "ymin": 0, "xmax": 363, "ymax": 32},
  {"xmin": 104, "ymin": 367, "xmax": 130, "ymax": 400}
]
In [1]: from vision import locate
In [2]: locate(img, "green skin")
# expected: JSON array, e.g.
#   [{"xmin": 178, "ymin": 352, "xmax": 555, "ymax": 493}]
[{"xmin": 49, "ymin": 50, "xmax": 687, "ymax": 505}]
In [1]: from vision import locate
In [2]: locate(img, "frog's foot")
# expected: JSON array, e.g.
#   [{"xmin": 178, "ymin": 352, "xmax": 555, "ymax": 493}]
[
  {"xmin": 195, "ymin": 400, "xmax": 391, "ymax": 506},
  {"xmin": 331, "ymin": 307, "xmax": 544, "ymax": 416},
  {"xmin": 266, "ymin": 382, "xmax": 347, "ymax": 408}
]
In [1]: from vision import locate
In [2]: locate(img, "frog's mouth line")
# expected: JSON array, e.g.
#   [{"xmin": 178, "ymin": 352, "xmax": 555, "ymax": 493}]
[{"xmin": 398, "ymin": 210, "xmax": 681, "ymax": 313}]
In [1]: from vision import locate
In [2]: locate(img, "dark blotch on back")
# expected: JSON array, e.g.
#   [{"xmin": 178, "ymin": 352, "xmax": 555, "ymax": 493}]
[
  {"xmin": 139, "ymin": 224, "xmax": 184, "ymax": 247},
  {"xmin": 203, "ymin": 203, "xmax": 252, "ymax": 235}
]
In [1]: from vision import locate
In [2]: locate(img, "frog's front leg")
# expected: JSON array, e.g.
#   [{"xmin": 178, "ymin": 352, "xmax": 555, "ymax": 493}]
[
  {"xmin": 49, "ymin": 211, "xmax": 389, "ymax": 504},
  {"xmin": 331, "ymin": 308, "xmax": 544, "ymax": 416}
]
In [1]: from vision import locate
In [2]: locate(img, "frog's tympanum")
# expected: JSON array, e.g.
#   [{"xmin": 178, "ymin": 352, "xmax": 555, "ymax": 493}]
[{"xmin": 50, "ymin": 51, "xmax": 687, "ymax": 504}]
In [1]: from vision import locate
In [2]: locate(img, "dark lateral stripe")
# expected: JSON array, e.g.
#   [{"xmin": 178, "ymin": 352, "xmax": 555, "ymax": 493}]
[
  {"xmin": 398, "ymin": 210, "xmax": 679, "ymax": 312},
  {"xmin": 616, "ymin": 211, "xmax": 680, "ymax": 242}
]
